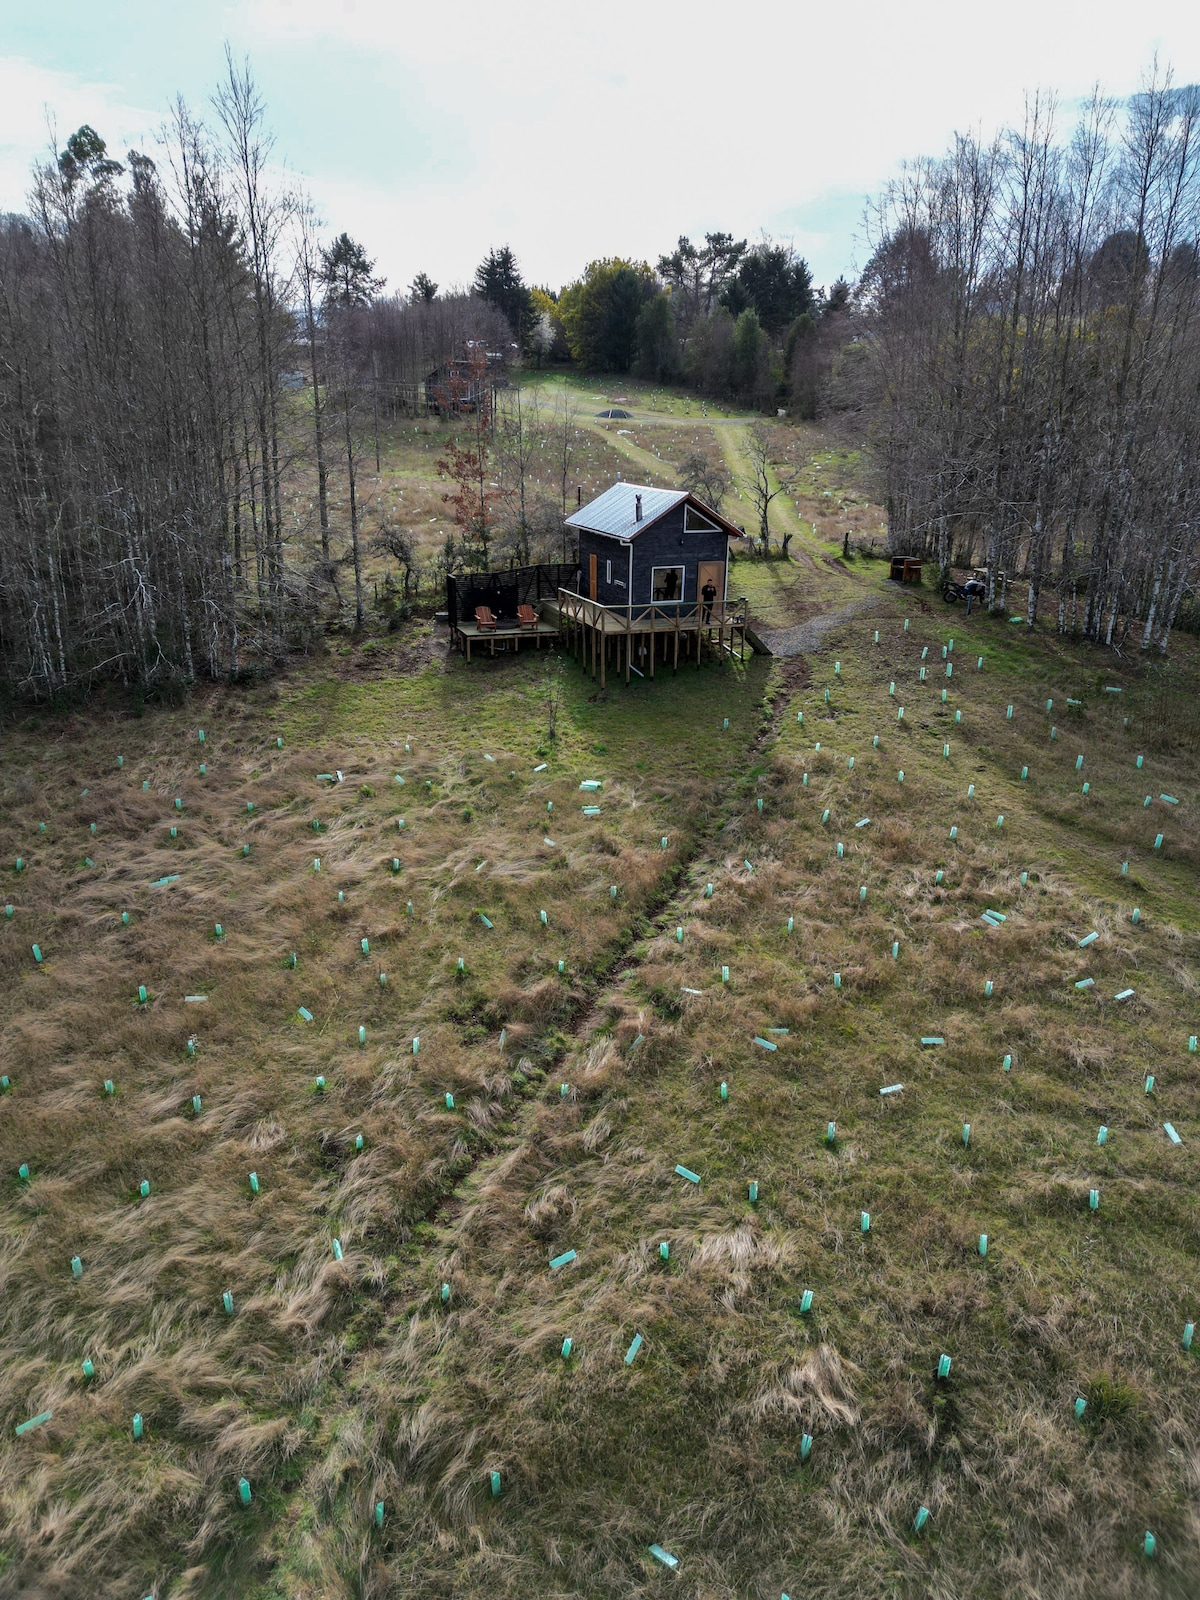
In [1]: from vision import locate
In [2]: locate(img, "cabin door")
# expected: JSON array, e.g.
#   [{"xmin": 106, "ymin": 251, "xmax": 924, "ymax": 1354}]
[
  {"xmin": 696, "ymin": 560, "xmax": 726, "ymax": 615},
  {"xmin": 588, "ymin": 553, "xmax": 598, "ymax": 600}
]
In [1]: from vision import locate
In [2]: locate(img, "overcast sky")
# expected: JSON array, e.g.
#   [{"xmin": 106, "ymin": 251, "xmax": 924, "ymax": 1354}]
[{"xmin": 2, "ymin": 0, "xmax": 1198, "ymax": 296}]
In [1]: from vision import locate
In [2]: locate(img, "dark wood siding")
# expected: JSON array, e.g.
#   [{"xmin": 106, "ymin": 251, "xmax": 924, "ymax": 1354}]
[
  {"xmin": 629, "ymin": 505, "xmax": 729, "ymax": 604},
  {"xmin": 575, "ymin": 529, "xmax": 631, "ymax": 603}
]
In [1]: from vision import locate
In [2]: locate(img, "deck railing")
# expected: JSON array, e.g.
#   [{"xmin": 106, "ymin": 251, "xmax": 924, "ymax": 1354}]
[{"xmin": 556, "ymin": 588, "xmax": 747, "ymax": 631}]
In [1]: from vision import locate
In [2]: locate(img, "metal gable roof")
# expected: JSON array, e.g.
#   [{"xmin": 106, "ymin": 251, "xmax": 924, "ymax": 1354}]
[{"xmin": 564, "ymin": 482, "xmax": 688, "ymax": 542}]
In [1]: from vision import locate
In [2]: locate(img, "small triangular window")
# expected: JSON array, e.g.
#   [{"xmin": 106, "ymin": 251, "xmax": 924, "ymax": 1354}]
[{"xmin": 684, "ymin": 504, "xmax": 720, "ymax": 532}]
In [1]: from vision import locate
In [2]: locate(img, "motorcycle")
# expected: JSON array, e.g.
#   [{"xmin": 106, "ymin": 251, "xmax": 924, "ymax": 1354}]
[{"xmin": 941, "ymin": 577, "xmax": 986, "ymax": 615}]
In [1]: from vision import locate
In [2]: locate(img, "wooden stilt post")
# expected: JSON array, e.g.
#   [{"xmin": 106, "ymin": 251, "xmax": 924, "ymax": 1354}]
[{"xmin": 601, "ymin": 623, "xmax": 606, "ymax": 688}]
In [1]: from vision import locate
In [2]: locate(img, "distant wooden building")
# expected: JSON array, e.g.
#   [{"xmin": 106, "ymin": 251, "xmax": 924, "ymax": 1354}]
[{"xmin": 424, "ymin": 343, "xmax": 510, "ymax": 414}]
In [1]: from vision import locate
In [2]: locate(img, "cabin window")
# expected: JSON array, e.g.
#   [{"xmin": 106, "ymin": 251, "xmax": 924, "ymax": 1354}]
[
  {"xmin": 684, "ymin": 505, "xmax": 721, "ymax": 532},
  {"xmin": 605, "ymin": 559, "xmax": 612, "ymax": 584},
  {"xmin": 651, "ymin": 566, "xmax": 685, "ymax": 603}
]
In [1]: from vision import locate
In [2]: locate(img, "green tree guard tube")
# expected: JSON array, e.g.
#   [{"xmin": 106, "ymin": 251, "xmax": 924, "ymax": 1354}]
[
  {"xmin": 624, "ymin": 1333, "xmax": 643, "ymax": 1365},
  {"xmin": 704, "ymin": 884, "xmax": 713, "ymax": 897},
  {"xmin": 800, "ymin": 1289, "xmax": 814, "ymax": 1313},
  {"xmin": 937, "ymin": 1354, "xmax": 951, "ymax": 1379},
  {"xmin": 358, "ymin": 1026, "xmax": 366, "ymax": 1045},
  {"xmin": 315, "ymin": 1076, "xmax": 325, "ymax": 1091},
  {"xmin": 719, "ymin": 1082, "xmax": 728, "ymax": 1100},
  {"xmin": 962, "ymin": 1124, "xmax": 971, "ymax": 1146},
  {"xmin": 1183, "ymin": 1323, "xmax": 1194, "ymax": 1351},
  {"xmin": 32, "ymin": 945, "xmax": 42, "ymax": 963},
  {"xmin": 659, "ymin": 1242, "xmax": 670, "ymax": 1261},
  {"xmin": 441, "ymin": 1282, "xmax": 450, "ymax": 1302},
  {"xmin": 71, "ymin": 1257, "xmax": 82, "ymax": 1279},
  {"xmin": 355, "ymin": 1134, "xmax": 363, "ymax": 1151},
  {"xmin": 1089, "ymin": 1189, "xmax": 1100, "ymax": 1210},
  {"xmin": 1144, "ymin": 1533, "xmax": 1156, "ymax": 1558},
  {"xmin": 215, "ymin": 924, "xmax": 223, "ymax": 939},
  {"xmin": 192, "ymin": 1095, "xmax": 202, "ymax": 1114},
  {"xmin": 1074, "ymin": 1397, "xmax": 1086, "ymax": 1419},
  {"xmin": 104, "ymin": 1080, "xmax": 114, "ymax": 1096},
  {"xmin": 490, "ymin": 1471, "xmax": 502, "ymax": 1497},
  {"xmin": 859, "ymin": 886, "xmax": 867, "ymax": 901},
  {"xmin": 170, "ymin": 827, "xmax": 177, "ymax": 839},
  {"xmin": 249, "ymin": 1172, "xmax": 259, "ymax": 1193},
  {"xmin": 82, "ymin": 1358, "xmax": 94, "ymax": 1377},
  {"xmin": 139, "ymin": 1179, "xmax": 150, "ymax": 1198},
  {"xmin": 332, "ymin": 1238, "xmax": 343, "ymax": 1260},
  {"xmin": 239, "ymin": 1478, "xmax": 252, "ymax": 1505},
  {"xmin": 413, "ymin": 1037, "xmax": 419, "ymax": 1054},
  {"xmin": 132, "ymin": 1414, "xmax": 143, "ymax": 1439},
  {"xmin": 834, "ymin": 973, "xmax": 842, "ymax": 989},
  {"xmin": 978, "ymin": 1235, "xmax": 988, "ymax": 1256},
  {"xmin": 375, "ymin": 1501, "xmax": 385, "ymax": 1528},
  {"xmin": 935, "ymin": 871, "xmax": 944, "ymax": 884},
  {"xmin": 242, "ymin": 844, "xmax": 250, "ymax": 857},
  {"xmin": 914, "ymin": 1506, "xmax": 930, "ymax": 1533},
  {"xmin": 445, "ymin": 1092, "xmax": 455, "ymax": 1110},
  {"xmin": 1097, "ymin": 1126, "xmax": 1108, "ymax": 1145},
  {"xmin": 223, "ymin": 1291, "xmax": 234, "ymax": 1315},
  {"xmin": 861, "ymin": 1211, "xmax": 870, "ymax": 1232},
  {"xmin": 561, "ymin": 1337, "xmax": 573, "ymax": 1359},
  {"xmin": 892, "ymin": 942, "xmax": 899, "ymax": 959},
  {"xmin": 18, "ymin": 1163, "xmax": 29, "ymax": 1181},
  {"xmin": 748, "ymin": 1181, "xmax": 758, "ymax": 1203},
  {"xmin": 826, "ymin": 1123, "xmax": 836, "ymax": 1144}
]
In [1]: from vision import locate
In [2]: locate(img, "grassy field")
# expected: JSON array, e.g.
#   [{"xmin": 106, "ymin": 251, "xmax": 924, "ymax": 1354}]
[{"xmin": 3, "ymin": 428, "xmax": 1200, "ymax": 1599}]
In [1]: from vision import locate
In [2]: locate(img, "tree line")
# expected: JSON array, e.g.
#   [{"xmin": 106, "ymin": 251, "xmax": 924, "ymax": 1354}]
[
  {"xmin": 857, "ymin": 75, "xmax": 1200, "ymax": 652},
  {"xmin": 0, "ymin": 63, "xmax": 300, "ymax": 702}
]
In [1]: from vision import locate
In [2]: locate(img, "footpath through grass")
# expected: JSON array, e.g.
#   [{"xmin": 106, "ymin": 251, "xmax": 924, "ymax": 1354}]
[{"xmin": 2, "ymin": 573, "xmax": 1199, "ymax": 1599}]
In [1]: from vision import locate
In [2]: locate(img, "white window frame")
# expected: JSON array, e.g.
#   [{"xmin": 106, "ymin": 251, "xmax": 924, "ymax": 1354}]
[
  {"xmin": 684, "ymin": 504, "xmax": 721, "ymax": 532},
  {"xmin": 651, "ymin": 565, "xmax": 685, "ymax": 604},
  {"xmin": 605, "ymin": 558, "xmax": 612, "ymax": 584}
]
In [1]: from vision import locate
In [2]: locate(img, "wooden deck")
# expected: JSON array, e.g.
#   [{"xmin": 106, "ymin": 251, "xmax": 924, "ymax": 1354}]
[
  {"xmin": 450, "ymin": 616, "xmax": 559, "ymax": 661},
  {"xmin": 557, "ymin": 589, "xmax": 749, "ymax": 686}
]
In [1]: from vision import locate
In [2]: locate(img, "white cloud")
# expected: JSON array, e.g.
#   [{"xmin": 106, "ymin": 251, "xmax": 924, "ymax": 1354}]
[
  {"xmin": 0, "ymin": 57, "xmax": 160, "ymax": 213},
  {"xmin": 243, "ymin": 0, "xmax": 1200, "ymax": 290},
  {"xmin": 4, "ymin": 1, "xmax": 1199, "ymax": 292}
]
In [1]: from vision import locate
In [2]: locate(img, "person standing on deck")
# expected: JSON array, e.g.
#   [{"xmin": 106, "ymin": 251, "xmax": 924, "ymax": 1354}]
[{"xmin": 701, "ymin": 576, "xmax": 717, "ymax": 627}]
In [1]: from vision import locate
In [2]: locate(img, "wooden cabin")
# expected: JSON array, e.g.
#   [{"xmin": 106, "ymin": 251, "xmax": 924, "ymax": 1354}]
[
  {"xmin": 558, "ymin": 483, "xmax": 749, "ymax": 684},
  {"xmin": 565, "ymin": 482, "xmax": 739, "ymax": 609}
]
